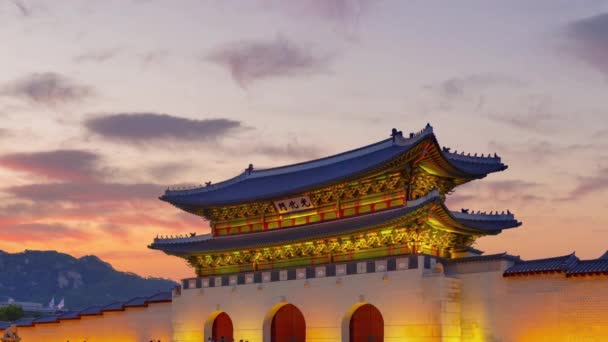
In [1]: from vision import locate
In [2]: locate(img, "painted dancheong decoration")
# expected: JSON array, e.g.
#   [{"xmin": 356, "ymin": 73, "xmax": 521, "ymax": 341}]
[{"xmin": 150, "ymin": 124, "xmax": 520, "ymax": 276}]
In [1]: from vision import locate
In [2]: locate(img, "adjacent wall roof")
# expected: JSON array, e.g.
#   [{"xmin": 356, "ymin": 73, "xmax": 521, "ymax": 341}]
[
  {"xmin": 0, "ymin": 292, "xmax": 172, "ymax": 330},
  {"xmin": 503, "ymin": 252, "xmax": 608, "ymax": 277},
  {"xmin": 160, "ymin": 125, "xmax": 507, "ymax": 209}
]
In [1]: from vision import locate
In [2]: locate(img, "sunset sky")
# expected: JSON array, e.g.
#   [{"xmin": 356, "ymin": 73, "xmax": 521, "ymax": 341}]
[{"xmin": 1, "ymin": 0, "xmax": 607, "ymax": 281}]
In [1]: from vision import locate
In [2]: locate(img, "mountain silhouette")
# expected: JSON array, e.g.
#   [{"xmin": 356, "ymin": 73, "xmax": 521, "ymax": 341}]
[{"xmin": 0, "ymin": 250, "xmax": 176, "ymax": 310}]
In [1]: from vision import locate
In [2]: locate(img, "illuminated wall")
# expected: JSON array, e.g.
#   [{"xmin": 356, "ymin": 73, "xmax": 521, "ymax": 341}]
[
  {"xmin": 171, "ymin": 255, "xmax": 459, "ymax": 342},
  {"xmin": 3, "ymin": 257, "xmax": 607, "ymax": 342},
  {"xmin": 457, "ymin": 261, "xmax": 608, "ymax": 342}
]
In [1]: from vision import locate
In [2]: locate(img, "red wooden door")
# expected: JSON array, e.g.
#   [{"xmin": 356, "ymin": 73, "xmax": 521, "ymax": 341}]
[
  {"xmin": 212, "ymin": 312, "xmax": 233, "ymax": 341},
  {"xmin": 271, "ymin": 304, "xmax": 306, "ymax": 342},
  {"xmin": 350, "ymin": 304, "xmax": 384, "ymax": 342}
]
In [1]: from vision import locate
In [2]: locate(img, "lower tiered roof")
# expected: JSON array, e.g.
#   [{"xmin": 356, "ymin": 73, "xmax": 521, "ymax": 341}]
[{"xmin": 150, "ymin": 190, "xmax": 521, "ymax": 256}]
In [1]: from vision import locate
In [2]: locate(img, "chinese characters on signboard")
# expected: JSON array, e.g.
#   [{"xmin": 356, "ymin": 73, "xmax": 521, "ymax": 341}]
[{"xmin": 273, "ymin": 196, "xmax": 314, "ymax": 214}]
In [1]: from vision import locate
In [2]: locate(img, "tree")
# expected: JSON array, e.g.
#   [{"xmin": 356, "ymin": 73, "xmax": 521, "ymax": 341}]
[{"xmin": 0, "ymin": 304, "xmax": 25, "ymax": 321}]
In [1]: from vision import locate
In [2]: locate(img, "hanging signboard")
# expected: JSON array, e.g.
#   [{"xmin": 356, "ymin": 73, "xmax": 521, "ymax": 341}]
[{"xmin": 273, "ymin": 196, "xmax": 314, "ymax": 214}]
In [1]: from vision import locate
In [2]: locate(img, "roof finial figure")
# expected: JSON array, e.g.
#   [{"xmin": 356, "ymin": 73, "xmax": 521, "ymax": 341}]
[
  {"xmin": 205, "ymin": 181, "xmax": 212, "ymax": 187},
  {"xmin": 391, "ymin": 128, "xmax": 401, "ymax": 142},
  {"xmin": 461, "ymin": 208, "xmax": 469, "ymax": 213},
  {"xmin": 246, "ymin": 164, "xmax": 254, "ymax": 175}
]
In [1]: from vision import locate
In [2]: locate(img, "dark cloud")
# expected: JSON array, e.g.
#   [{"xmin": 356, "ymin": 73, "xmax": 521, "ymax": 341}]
[
  {"xmin": 0, "ymin": 150, "xmax": 103, "ymax": 182},
  {"xmin": 141, "ymin": 49, "xmax": 170, "ymax": 66},
  {"xmin": 74, "ymin": 48, "xmax": 120, "ymax": 63},
  {"xmin": 489, "ymin": 113, "xmax": 556, "ymax": 132},
  {"xmin": 0, "ymin": 223, "xmax": 90, "ymax": 242},
  {"xmin": 1, "ymin": 72, "xmax": 93, "ymax": 106},
  {"xmin": 429, "ymin": 73, "xmax": 525, "ymax": 100},
  {"xmin": 85, "ymin": 113, "xmax": 242, "ymax": 143},
  {"xmin": 488, "ymin": 140, "xmax": 595, "ymax": 163},
  {"xmin": 594, "ymin": 129, "xmax": 608, "ymax": 139},
  {"xmin": 146, "ymin": 162, "xmax": 194, "ymax": 182},
  {"xmin": 561, "ymin": 167, "xmax": 608, "ymax": 201},
  {"xmin": 6, "ymin": 182, "xmax": 164, "ymax": 203},
  {"xmin": 447, "ymin": 180, "xmax": 544, "ymax": 208},
  {"xmin": 565, "ymin": 13, "xmax": 608, "ymax": 76},
  {"xmin": 0, "ymin": 129, "xmax": 10, "ymax": 139},
  {"xmin": 487, "ymin": 95, "xmax": 558, "ymax": 133},
  {"xmin": 11, "ymin": 0, "xmax": 31, "ymax": 17},
  {"xmin": 205, "ymin": 36, "xmax": 331, "ymax": 87},
  {"xmin": 264, "ymin": 0, "xmax": 372, "ymax": 34},
  {"xmin": 246, "ymin": 140, "xmax": 322, "ymax": 160}
]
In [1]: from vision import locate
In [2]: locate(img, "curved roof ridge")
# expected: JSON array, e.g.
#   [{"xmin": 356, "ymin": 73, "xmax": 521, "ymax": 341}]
[
  {"xmin": 517, "ymin": 252, "xmax": 577, "ymax": 263},
  {"xmin": 442, "ymin": 149, "xmax": 503, "ymax": 165},
  {"xmin": 450, "ymin": 210, "xmax": 515, "ymax": 221},
  {"xmin": 153, "ymin": 233, "xmax": 213, "ymax": 245},
  {"xmin": 164, "ymin": 125, "xmax": 434, "ymax": 196}
]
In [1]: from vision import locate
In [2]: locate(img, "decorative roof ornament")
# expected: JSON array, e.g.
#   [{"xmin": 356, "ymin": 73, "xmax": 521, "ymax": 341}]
[{"xmin": 390, "ymin": 128, "xmax": 403, "ymax": 142}]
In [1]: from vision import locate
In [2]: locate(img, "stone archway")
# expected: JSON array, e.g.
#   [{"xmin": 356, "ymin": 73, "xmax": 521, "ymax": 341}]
[
  {"xmin": 212, "ymin": 312, "xmax": 233, "ymax": 341},
  {"xmin": 204, "ymin": 311, "xmax": 233, "ymax": 342},
  {"xmin": 342, "ymin": 303, "xmax": 384, "ymax": 342},
  {"xmin": 263, "ymin": 303, "xmax": 306, "ymax": 342},
  {"xmin": 349, "ymin": 304, "xmax": 384, "ymax": 342}
]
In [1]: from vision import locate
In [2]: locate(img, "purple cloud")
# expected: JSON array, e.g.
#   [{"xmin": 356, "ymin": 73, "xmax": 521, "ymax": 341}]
[
  {"xmin": 562, "ymin": 168, "xmax": 608, "ymax": 201},
  {"xmin": 0, "ymin": 223, "xmax": 90, "ymax": 242},
  {"xmin": 205, "ymin": 36, "xmax": 331, "ymax": 87},
  {"xmin": 74, "ymin": 48, "xmax": 121, "ymax": 63},
  {"xmin": 11, "ymin": 0, "xmax": 31, "ymax": 17},
  {"xmin": 243, "ymin": 140, "xmax": 322, "ymax": 160},
  {"xmin": 430, "ymin": 73, "xmax": 525, "ymax": 99},
  {"xmin": 261, "ymin": 0, "xmax": 373, "ymax": 37},
  {"xmin": 488, "ymin": 140, "xmax": 595, "ymax": 163},
  {"xmin": 0, "ymin": 150, "xmax": 103, "ymax": 182},
  {"xmin": 6, "ymin": 182, "xmax": 164, "ymax": 203},
  {"xmin": 85, "ymin": 113, "xmax": 242, "ymax": 143},
  {"xmin": 487, "ymin": 95, "xmax": 557, "ymax": 133},
  {"xmin": 447, "ymin": 180, "xmax": 544, "ymax": 208},
  {"xmin": 593, "ymin": 129, "xmax": 608, "ymax": 139},
  {"xmin": 565, "ymin": 13, "xmax": 608, "ymax": 76},
  {"xmin": 1, "ymin": 72, "xmax": 93, "ymax": 105}
]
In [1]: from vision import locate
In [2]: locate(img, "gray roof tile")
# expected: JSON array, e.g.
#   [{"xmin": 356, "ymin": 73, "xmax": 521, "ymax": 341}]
[{"xmin": 504, "ymin": 253, "xmax": 578, "ymax": 276}]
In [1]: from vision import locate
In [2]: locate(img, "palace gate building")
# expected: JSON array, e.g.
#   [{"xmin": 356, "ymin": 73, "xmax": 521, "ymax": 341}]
[{"xmin": 3, "ymin": 124, "xmax": 607, "ymax": 342}]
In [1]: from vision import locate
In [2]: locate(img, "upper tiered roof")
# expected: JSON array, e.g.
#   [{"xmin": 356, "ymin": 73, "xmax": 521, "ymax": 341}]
[{"xmin": 160, "ymin": 124, "xmax": 507, "ymax": 209}]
